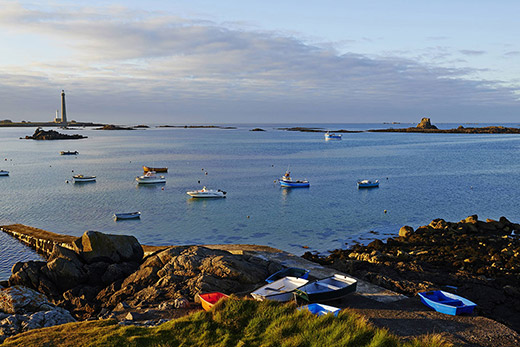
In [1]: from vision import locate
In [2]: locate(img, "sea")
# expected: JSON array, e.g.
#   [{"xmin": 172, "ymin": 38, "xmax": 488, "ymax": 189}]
[{"xmin": 2, "ymin": 122, "xmax": 520, "ymax": 280}]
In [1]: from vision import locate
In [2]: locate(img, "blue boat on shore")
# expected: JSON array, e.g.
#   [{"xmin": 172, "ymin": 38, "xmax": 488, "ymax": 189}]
[
  {"xmin": 298, "ymin": 303, "xmax": 341, "ymax": 316},
  {"xmin": 279, "ymin": 170, "xmax": 310, "ymax": 188},
  {"xmin": 418, "ymin": 290, "xmax": 476, "ymax": 316},
  {"xmin": 265, "ymin": 267, "xmax": 310, "ymax": 283}
]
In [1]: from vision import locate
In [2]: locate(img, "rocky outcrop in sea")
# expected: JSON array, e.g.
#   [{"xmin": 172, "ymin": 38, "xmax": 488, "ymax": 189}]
[{"xmin": 24, "ymin": 128, "xmax": 87, "ymax": 140}]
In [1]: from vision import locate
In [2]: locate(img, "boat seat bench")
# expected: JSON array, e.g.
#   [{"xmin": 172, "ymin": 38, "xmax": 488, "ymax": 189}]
[{"xmin": 315, "ymin": 282, "xmax": 341, "ymax": 291}]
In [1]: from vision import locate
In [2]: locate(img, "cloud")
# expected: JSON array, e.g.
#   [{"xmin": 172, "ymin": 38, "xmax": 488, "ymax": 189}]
[
  {"xmin": 459, "ymin": 49, "xmax": 486, "ymax": 56},
  {"xmin": 0, "ymin": 2, "xmax": 518, "ymax": 123}
]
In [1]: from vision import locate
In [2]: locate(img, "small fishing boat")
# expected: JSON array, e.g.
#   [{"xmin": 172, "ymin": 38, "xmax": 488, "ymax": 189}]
[
  {"xmin": 186, "ymin": 186, "xmax": 226, "ymax": 198},
  {"xmin": 324, "ymin": 132, "xmax": 342, "ymax": 140},
  {"xmin": 60, "ymin": 151, "xmax": 78, "ymax": 155},
  {"xmin": 298, "ymin": 303, "xmax": 341, "ymax": 317},
  {"xmin": 0, "ymin": 170, "xmax": 9, "ymax": 176},
  {"xmin": 265, "ymin": 267, "xmax": 310, "ymax": 283},
  {"xmin": 198, "ymin": 292, "xmax": 229, "ymax": 311},
  {"xmin": 418, "ymin": 290, "xmax": 477, "ymax": 316},
  {"xmin": 143, "ymin": 166, "xmax": 168, "ymax": 173},
  {"xmin": 357, "ymin": 179, "xmax": 379, "ymax": 188},
  {"xmin": 113, "ymin": 212, "xmax": 141, "ymax": 220},
  {"xmin": 295, "ymin": 274, "xmax": 357, "ymax": 302},
  {"xmin": 251, "ymin": 276, "xmax": 309, "ymax": 302},
  {"xmin": 279, "ymin": 170, "xmax": 310, "ymax": 188},
  {"xmin": 73, "ymin": 174, "xmax": 96, "ymax": 182},
  {"xmin": 136, "ymin": 171, "xmax": 166, "ymax": 184}
]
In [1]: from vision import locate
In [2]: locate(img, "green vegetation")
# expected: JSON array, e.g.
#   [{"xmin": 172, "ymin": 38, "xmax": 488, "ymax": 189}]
[{"xmin": 2, "ymin": 297, "xmax": 450, "ymax": 347}]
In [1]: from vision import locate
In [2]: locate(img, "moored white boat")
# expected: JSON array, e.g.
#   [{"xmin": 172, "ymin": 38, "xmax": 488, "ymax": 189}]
[
  {"xmin": 279, "ymin": 170, "xmax": 310, "ymax": 188},
  {"xmin": 73, "ymin": 174, "xmax": 96, "ymax": 182},
  {"xmin": 324, "ymin": 131, "xmax": 342, "ymax": 140},
  {"xmin": 60, "ymin": 151, "xmax": 78, "ymax": 155},
  {"xmin": 187, "ymin": 186, "xmax": 226, "ymax": 198},
  {"xmin": 136, "ymin": 171, "xmax": 166, "ymax": 184},
  {"xmin": 357, "ymin": 179, "xmax": 379, "ymax": 188},
  {"xmin": 113, "ymin": 211, "xmax": 141, "ymax": 220},
  {"xmin": 0, "ymin": 170, "xmax": 9, "ymax": 176},
  {"xmin": 251, "ymin": 276, "xmax": 309, "ymax": 302}
]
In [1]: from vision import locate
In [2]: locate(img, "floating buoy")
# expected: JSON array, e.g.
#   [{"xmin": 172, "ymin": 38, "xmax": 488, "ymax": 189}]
[
  {"xmin": 72, "ymin": 170, "xmax": 74, "ymax": 172},
  {"xmin": 247, "ymin": 215, "xmax": 250, "ymax": 219},
  {"xmin": 65, "ymin": 180, "xmax": 69, "ymax": 183},
  {"xmin": 161, "ymin": 187, "xmax": 164, "ymax": 190},
  {"xmin": 384, "ymin": 210, "xmax": 387, "ymax": 214},
  {"xmin": 202, "ymin": 168, "xmax": 204, "ymax": 171},
  {"xmin": 205, "ymin": 172, "xmax": 208, "ymax": 175},
  {"xmin": 198, "ymin": 180, "xmax": 200, "ymax": 184},
  {"xmin": 302, "ymin": 246, "xmax": 309, "ymax": 249}
]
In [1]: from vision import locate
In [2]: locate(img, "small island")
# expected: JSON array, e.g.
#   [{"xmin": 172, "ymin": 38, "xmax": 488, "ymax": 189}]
[
  {"xmin": 95, "ymin": 124, "xmax": 135, "ymax": 130},
  {"xmin": 370, "ymin": 117, "xmax": 520, "ymax": 134},
  {"xmin": 277, "ymin": 127, "xmax": 362, "ymax": 133},
  {"xmin": 156, "ymin": 125, "xmax": 237, "ymax": 129},
  {"xmin": 24, "ymin": 128, "xmax": 87, "ymax": 140}
]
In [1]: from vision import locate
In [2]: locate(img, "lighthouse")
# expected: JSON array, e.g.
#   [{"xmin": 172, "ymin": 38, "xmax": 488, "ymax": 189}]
[{"xmin": 61, "ymin": 90, "xmax": 67, "ymax": 125}]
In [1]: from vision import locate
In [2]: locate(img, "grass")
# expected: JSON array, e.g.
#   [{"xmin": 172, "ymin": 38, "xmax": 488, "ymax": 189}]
[{"xmin": 1, "ymin": 296, "xmax": 451, "ymax": 347}]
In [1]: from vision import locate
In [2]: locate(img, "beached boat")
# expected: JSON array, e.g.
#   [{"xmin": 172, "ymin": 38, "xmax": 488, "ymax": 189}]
[
  {"xmin": 418, "ymin": 290, "xmax": 477, "ymax": 316},
  {"xmin": 265, "ymin": 267, "xmax": 310, "ymax": 283},
  {"xmin": 60, "ymin": 151, "xmax": 78, "ymax": 155},
  {"xmin": 295, "ymin": 274, "xmax": 357, "ymax": 302},
  {"xmin": 251, "ymin": 276, "xmax": 309, "ymax": 302},
  {"xmin": 186, "ymin": 186, "xmax": 226, "ymax": 198},
  {"xmin": 113, "ymin": 212, "xmax": 141, "ymax": 220},
  {"xmin": 198, "ymin": 292, "xmax": 229, "ymax": 311},
  {"xmin": 324, "ymin": 132, "xmax": 342, "ymax": 140},
  {"xmin": 279, "ymin": 170, "xmax": 310, "ymax": 188},
  {"xmin": 73, "ymin": 174, "xmax": 96, "ymax": 182},
  {"xmin": 0, "ymin": 170, "xmax": 9, "ymax": 176},
  {"xmin": 298, "ymin": 303, "xmax": 341, "ymax": 317},
  {"xmin": 136, "ymin": 171, "xmax": 166, "ymax": 184},
  {"xmin": 143, "ymin": 166, "xmax": 168, "ymax": 173},
  {"xmin": 357, "ymin": 179, "xmax": 379, "ymax": 188}
]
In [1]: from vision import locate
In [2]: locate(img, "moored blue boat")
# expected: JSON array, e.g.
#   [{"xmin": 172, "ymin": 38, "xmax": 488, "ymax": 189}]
[
  {"xmin": 418, "ymin": 290, "xmax": 476, "ymax": 316},
  {"xmin": 298, "ymin": 303, "xmax": 341, "ymax": 316},
  {"xmin": 279, "ymin": 170, "xmax": 310, "ymax": 188},
  {"xmin": 266, "ymin": 267, "xmax": 310, "ymax": 283},
  {"xmin": 324, "ymin": 132, "xmax": 342, "ymax": 140},
  {"xmin": 113, "ymin": 211, "xmax": 141, "ymax": 220}
]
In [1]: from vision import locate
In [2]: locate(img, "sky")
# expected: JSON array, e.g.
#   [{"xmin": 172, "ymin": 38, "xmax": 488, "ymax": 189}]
[{"xmin": 0, "ymin": 0, "xmax": 519, "ymax": 124}]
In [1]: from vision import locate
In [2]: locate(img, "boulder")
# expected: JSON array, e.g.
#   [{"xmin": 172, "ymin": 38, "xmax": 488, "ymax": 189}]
[
  {"xmin": 416, "ymin": 117, "xmax": 438, "ymax": 129},
  {"xmin": 0, "ymin": 286, "xmax": 54, "ymax": 314},
  {"xmin": 399, "ymin": 226, "xmax": 414, "ymax": 238},
  {"xmin": 72, "ymin": 231, "xmax": 143, "ymax": 264},
  {"xmin": 45, "ymin": 257, "xmax": 87, "ymax": 291}
]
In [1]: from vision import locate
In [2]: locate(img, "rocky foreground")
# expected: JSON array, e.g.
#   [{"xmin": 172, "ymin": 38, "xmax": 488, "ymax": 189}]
[
  {"xmin": 303, "ymin": 215, "xmax": 520, "ymax": 333},
  {"xmin": 0, "ymin": 231, "xmax": 282, "ymax": 342}
]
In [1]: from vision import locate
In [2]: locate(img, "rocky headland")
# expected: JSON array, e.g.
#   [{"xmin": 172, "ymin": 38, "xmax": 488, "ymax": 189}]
[
  {"xmin": 369, "ymin": 117, "xmax": 520, "ymax": 134},
  {"xmin": 24, "ymin": 128, "xmax": 87, "ymax": 140},
  {"xmin": 303, "ymin": 215, "xmax": 520, "ymax": 333}
]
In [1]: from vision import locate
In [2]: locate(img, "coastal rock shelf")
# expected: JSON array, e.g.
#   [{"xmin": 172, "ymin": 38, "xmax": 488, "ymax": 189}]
[
  {"xmin": 303, "ymin": 215, "xmax": 520, "ymax": 333},
  {"xmin": 24, "ymin": 128, "xmax": 87, "ymax": 140}
]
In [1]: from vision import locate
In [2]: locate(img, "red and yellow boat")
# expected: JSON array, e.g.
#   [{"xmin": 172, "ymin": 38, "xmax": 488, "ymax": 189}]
[
  {"xmin": 143, "ymin": 166, "xmax": 168, "ymax": 173},
  {"xmin": 198, "ymin": 292, "xmax": 229, "ymax": 311}
]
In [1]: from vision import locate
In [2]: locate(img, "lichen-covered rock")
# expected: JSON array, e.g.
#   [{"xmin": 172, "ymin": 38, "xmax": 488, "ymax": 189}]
[
  {"xmin": 399, "ymin": 226, "xmax": 414, "ymax": 237},
  {"xmin": 0, "ymin": 286, "xmax": 54, "ymax": 314},
  {"xmin": 73, "ymin": 231, "xmax": 143, "ymax": 264},
  {"xmin": 416, "ymin": 117, "xmax": 437, "ymax": 129}
]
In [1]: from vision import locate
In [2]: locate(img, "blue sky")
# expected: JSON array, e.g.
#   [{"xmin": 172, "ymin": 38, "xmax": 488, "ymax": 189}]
[{"xmin": 0, "ymin": 0, "xmax": 519, "ymax": 124}]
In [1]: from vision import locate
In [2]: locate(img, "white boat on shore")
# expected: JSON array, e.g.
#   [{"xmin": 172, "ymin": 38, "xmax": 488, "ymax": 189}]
[
  {"xmin": 187, "ymin": 186, "xmax": 226, "ymax": 198},
  {"xmin": 136, "ymin": 171, "xmax": 166, "ymax": 184},
  {"xmin": 73, "ymin": 174, "xmax": 96, "ymax": 182},
  {"xmin": 0, "ymin": 170, "xmax": 9, "ymax": 176},
  {"xmin": 251, "ymin": 276, "xmax": 309, "ymax": 302}
]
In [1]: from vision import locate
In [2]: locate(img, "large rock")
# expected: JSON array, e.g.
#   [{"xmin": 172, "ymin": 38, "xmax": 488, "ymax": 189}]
[
  {"xmin": 44, "ymin": 257, "xmax": 87, "ymax": 291},
  {"xmin": 416, "ymin": 117, "xmax": 438, "ymax": 129},
  {"xmin": 72, "ymin": 231, "xmax": 143, "ymax": 264},
  {"xmin": 0, "ymin": 286, "xmax": 54, "ymax": 314},
  {"xmin": 399, "ymin": 226, "xmax": 414, "ymax": 238}
]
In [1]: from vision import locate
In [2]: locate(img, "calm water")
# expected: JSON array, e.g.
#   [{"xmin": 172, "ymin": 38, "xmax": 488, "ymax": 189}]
[{"xmin": 1, "ymin": 123, "xmax": 520, "ymax": 280}]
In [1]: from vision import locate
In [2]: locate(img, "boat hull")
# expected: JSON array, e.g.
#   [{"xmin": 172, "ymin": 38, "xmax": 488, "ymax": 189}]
[
  {"xmin": 251, "ymin": 276, "xmax": 309, "ymax": 302},
  {"xmin": 143, "ymin": 166, "xmax": 168, "ymax": 173},
  {"xmin": 114, "ymin": 212, "xmax": 141, "ymax": 220},
  {"xmin": 73, "ymin": 175, "xmax": 96, "ymax": 182},
  {"xmin": 297, "ymin": 274, "xmax": 357, "ymax": 303},
  {"xmin": 0, "ymin": 171, "xmax": 9, "ymax": 176},
  {"xmin": 418, "ymin": 290, "xmax": 476, "ymax": 316},
  {"xmin": 279, "ymin": 180, "xmax": 310, "ymax": 188},
  {"xmin": 298, "ymin": 303, "xmax": 341, "ymax": 316},
  {"xmin": 198, "ymin": 292, "xmax": 229, "ymax": 311},
  {"xmin": 265, "ymin": 268, "xmax": 310, "ymax": 283},
  {"xmin": 357, "ymin": 180, "xmax": 379, "ymax": 188}
]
